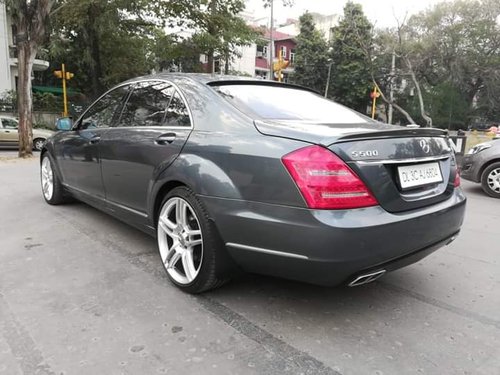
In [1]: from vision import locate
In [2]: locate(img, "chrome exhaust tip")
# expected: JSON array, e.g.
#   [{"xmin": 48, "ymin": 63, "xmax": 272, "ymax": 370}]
[{"xmin": 348, "ymin": 269, "xmax": 386, "ymax": 287}]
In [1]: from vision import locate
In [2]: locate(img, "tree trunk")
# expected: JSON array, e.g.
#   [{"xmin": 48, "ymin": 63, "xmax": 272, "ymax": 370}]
[
  {"xmin": 372, "ymin": 79, "xmax": 417, "ymax": 125},
  {"xmin": 87, "ymin": 3, "xmax": 104, "ymax": 97},
  {"xmin": 206, "ymin": 0, "xmax": 217, "ymax": 74},
  {"xmin": 405, "ymin": 57, "xmax": 432, "ymax": 127},
  {"xmin": 9, "ymin": 0, "xmax": 54, "ymax": 158},
  {"xmin": 224, "ymin": 46, "xmax": 230, "ymax": 74},
  {"xmin": 17, "ymin": 36, "xmax": 35, "ymax": 158},
  {"xmin": 207, "ymin": 50, "xmax": 214, "ymax": 74}
]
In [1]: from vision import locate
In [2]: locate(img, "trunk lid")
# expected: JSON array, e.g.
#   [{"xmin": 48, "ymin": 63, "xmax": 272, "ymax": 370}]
[{"xmin": 255, "ymin": 120, "xmax": 456, "ymax": 213}]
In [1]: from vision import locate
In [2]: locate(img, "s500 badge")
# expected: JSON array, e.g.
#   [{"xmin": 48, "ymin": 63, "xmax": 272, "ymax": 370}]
[{"xmin": 351, "ymin": 150, "xmax": 379, "ymax": 158}]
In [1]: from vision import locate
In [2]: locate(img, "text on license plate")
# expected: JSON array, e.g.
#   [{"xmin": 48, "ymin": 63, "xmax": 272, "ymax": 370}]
[{"xmin": 397, "ymin": 162, "xmax": 443, "ymax": 189}]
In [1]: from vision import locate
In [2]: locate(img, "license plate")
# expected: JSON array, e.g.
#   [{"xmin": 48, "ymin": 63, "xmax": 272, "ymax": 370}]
[{"xmin": 397, "ymin": 162, "xmax": 443, "ymax": 189}]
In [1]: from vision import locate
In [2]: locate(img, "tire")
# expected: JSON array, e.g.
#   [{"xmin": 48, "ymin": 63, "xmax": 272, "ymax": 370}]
[
  {"xmin": 480, "ymin": 162, "xmax": 500, "ymax": 198},
  {"xmin": 156, "ymin": 186, "xmax": 230, "ymax": 293},
  {"xmin": 40, "ymin": 153, "xmax": 70, "ymax": 205},
  {"xmin": 33, "ymin": 138, "xmax": 45, "ymax": 151}
]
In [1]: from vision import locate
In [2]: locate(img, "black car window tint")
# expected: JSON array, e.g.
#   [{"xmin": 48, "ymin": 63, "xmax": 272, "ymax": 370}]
[
  {"xmin": 214, "ymin": 85, "xmax": 369, "ymax": 124},
  {"xmin": 118, "ymin": 82, "xmax": 174, "ymax": 127},
  {"xmin": 80, "ymin": 85, "xmax": 129, "ymax": 130},
  {"xmin": 2, "ymin": 119, "xmax": 18, "ymax": 129},
  {"xmin": 164, "ymin": 91, "xmax": 191, "ymax": 127}
]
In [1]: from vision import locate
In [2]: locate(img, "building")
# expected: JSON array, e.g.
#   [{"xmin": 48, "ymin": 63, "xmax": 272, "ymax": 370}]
[
  {"xmin": 223, "ymin": 12, "xmax": 338, "ymax": 81},
  {"xmin": 254, "ymin": 30, "xmax": 296, "ymax": 81},
  {"xmin": 0, "ymin": 3, "xmax": 49, "ymax": 96},
  {"xmin": 275, "ymin": 13, "xmax": 339, "ymax": 42},
  {"xmin": 199, "ymin": 29, "xmax": 296, "ymax": 82},
  {"xmin": 175, "ymin": 10, "xmax": 338, "ymax": 82}
]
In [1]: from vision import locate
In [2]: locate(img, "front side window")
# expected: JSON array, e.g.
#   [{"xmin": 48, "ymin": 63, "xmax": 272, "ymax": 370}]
[
  {"xmin": 214, "ymin": 84, "xmax": 369, "ymax": 124},
  {"xmin": 118, "ymin": 81, "xmax": 175, "ymax": 127},
  {"xmin": 79, "ymin": 85, "xmax": 130, "ymax": 130}
]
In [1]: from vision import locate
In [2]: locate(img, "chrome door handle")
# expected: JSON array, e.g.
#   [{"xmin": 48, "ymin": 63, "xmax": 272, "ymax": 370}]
[{"xmin": 155, "ymin": 133, "xmax": 176, "ymax": 145}]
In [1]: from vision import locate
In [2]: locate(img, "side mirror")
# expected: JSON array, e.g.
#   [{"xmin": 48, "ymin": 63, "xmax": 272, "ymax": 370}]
[{"xmin": 56, "ymin": 117, "xmax": 73, "ymax": 131}]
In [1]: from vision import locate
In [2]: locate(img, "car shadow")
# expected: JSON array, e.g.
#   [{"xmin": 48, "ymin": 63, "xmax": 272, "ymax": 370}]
[{"xmin": 59, "ymin": 198, "xmax": 434, "ymax": 319}]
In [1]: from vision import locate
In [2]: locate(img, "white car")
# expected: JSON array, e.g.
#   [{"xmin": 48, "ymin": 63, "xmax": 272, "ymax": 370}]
[{"xmin": 0, "ymin": 116, "xmax": 54, "ymax": 151}]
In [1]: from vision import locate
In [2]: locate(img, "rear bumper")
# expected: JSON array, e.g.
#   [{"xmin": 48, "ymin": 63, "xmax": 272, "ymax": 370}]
[{"xmin": 200, "ymin": 189, "xmax": 466, "ymax": 286}]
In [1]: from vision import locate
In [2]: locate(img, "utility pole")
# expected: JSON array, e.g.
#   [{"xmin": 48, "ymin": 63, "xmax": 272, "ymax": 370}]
[
  {"xmin": 268, "ymin": 0, "xmax": 274, "ymax": 80},
  {"xmin": 388, "ymin": 50, "xmax": 396, "ymax": 124}
]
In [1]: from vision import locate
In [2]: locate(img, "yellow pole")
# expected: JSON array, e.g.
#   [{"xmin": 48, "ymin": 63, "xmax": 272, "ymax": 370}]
[
  {"xmin": 371, "ymin": 86, "xmax": 377, "ymax": 119},
  {"xmin": 62, "ymin": 63, "xmax": 68, "ymax": 117}
]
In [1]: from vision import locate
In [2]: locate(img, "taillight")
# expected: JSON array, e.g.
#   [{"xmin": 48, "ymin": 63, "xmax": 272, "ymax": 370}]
[
  {"xmin": 282, "ymin": 145, "xmax": 378, "ymax": 209},
  {"xmin": 454, "ymin": 167, "xmax": 461, "ymax": 187}
]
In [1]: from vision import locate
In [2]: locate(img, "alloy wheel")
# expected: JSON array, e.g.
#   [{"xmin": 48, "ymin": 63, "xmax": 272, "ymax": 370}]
[
  {"xmin": 34, "ymin": 139, "xmax": 44, "ymax": 151},
  {"xmin": 487, "ymin": 168, "xmax": 500, "ymax": 193},
  {"xmin": 41, "ymin": 157, "xmax": 54, "ymax": 201},
  {"xmin": 157, "ymin": 197, "xmax": 203, "ymax": 285}
]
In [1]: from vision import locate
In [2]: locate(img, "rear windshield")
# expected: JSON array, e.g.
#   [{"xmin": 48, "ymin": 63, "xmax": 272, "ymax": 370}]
[{"xmin": 213, "ymin": 84, "xmax": 369, "ymax": 124}]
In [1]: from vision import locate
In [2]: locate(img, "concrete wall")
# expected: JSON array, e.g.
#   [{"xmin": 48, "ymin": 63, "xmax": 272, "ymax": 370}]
[{"xmin": 230, "ymin": 44, "xmax": 257, "ymax": 76}]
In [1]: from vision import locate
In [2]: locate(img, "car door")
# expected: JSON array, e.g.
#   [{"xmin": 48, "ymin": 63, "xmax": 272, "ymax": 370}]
[
  {"xmin": 0, "ymin": 118, "xmax": 19, "ymax": 145},
  {"xmin": 56, "ymin": 85, "xmax": 130, "ymax": 199},
  {"xmin": 99, "ymin": 80, "xmax": 193, "ymax": 215}
]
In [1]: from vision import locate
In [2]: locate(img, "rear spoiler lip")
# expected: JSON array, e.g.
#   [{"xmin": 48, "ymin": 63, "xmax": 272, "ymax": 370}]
[{"xmin": 323, "ymin": 128, "xmax": 449, "ymax": 147}]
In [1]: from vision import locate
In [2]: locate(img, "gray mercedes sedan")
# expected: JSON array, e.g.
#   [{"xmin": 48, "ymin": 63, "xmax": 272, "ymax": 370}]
[{"xmin": 40, "ymin": 74, "xmax": 466, "ymax": 293}]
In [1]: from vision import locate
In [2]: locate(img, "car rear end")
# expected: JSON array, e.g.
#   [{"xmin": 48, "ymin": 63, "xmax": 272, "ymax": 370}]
[{"xmin": 203, "ymin": 81, "xmax": 466, "ymax": 286}]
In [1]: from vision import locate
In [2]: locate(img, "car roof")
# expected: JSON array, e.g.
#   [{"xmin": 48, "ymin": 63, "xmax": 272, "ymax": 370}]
[
  {"xmin": 125, "ymin": 72, "xmax": 260, "ymax": 84},
  {"xmin": 122, "ymin": 73, "xmax": 319, "ymax": 95}
]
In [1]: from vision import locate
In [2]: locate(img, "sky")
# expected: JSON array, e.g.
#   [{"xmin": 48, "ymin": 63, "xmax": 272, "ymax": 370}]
[{"xmin": 245, "ymin": 0, "xmax": 446, "ymax": 28}]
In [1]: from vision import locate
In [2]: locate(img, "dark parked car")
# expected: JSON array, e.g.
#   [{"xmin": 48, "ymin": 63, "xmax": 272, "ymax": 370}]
[
  {"xmin": 40, "ymin": 74, "xmax": 466, "ymax": 293},
  {"xmin": 461, "ymin": 139, "xmax": 500, "ymax": 198}
]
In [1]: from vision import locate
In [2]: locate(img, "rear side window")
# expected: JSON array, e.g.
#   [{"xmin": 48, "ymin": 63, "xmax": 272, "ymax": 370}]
[
  {"xmin": 164, "ymin": 92, "xmax": 191, "ymax": 127},
  {"xmin": 118, "ymin": 81, "xmax": 175, "ymax": 127},
  {"xmin": 214, "ymin": 84, "xmax": 369, "ymax": 124},
  {"xmin": 1, "ymin": 118, "xmax": 18, "ymax": 129}
]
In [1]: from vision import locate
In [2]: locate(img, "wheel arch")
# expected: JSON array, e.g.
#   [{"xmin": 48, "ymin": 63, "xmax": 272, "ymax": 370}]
[
  {"xmin": 40, "ymin": 145, "xmax": 64, "ymax": 182},
  {"xmin": 149, "ymin": 153, "xmax": 242, "ymax": 225},
  {"xmin": 152, "ymin": 180, "xmax": 187, "ymax": 226},
  {"xmin": 479, "ymin": 158, "xmax": 500, "ymax": 180}
]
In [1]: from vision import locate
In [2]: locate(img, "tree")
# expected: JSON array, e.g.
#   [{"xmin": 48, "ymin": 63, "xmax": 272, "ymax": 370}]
[
  {"xmin": 2, "ymin": 0, "xmax": 57, "ymax": 157},
  {"xmin": 406, "ymin": 0, "xmax": 500, "ymax": 124},
  {"xmin": 369, "ymin": 0, "xmax": 500, "ymax": 128},
  {"xmin": 186, "ymin": 0, "xmax": 257, "ymax": 74},
  {"xmin": 46, "ymin": 0, "xmax": 173, "ymax": 98},
  {"xmin": 328, "ymin": 2, "xmax": 373, "ymax": 112},
  {"xmin": 292, "ymin": 12, "xmax": 329, "ymax": 93},
  {"xmin": 153, "ymin": 33, "xmax": 203, "ymax": 73},
  {"xmin": 371, "ymin": 21, "xmax": 429, "ymax": 126}
]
